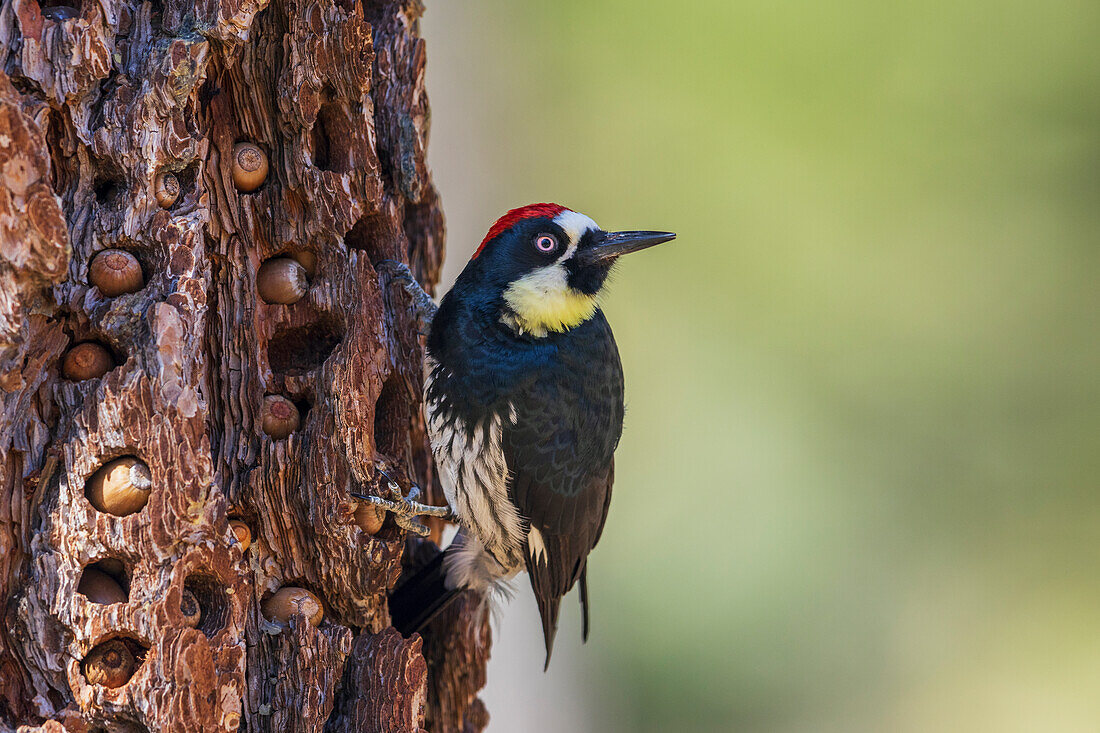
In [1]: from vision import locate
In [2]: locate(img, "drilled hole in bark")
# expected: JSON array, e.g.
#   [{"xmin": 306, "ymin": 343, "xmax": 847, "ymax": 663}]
[
  {"xmin": 92, "ymin": 154, "xmax": 127, "ymax": 209},
  {"xmin": 46, "ymin": 110, "xmax": 73, "ymax": 195},
  {"xmin": 78, "ymin": 559, "xmax": 131, "ymax": 604},
  {"xmin": 183, "ymin": 574, "xmax": 229, "ymax": 639},
  {"xmin": 81, "ymin": 636, "xmax": 148, "ymax": 688},
  {"xmin": 312, "ymin": 99, "xmax": 351, "ymax": 173},
  {"xmin": 344, "ymin": 212, "xmax": 396, "ymax": 264},
  {"xmin": 145, "ymin": 0, "xmax": 163, "ymax": 31},
  {"xmin": 40, "ymin": 0, "xmax": 79, "ymax": 20},
  {"xmin": 267, "ymin": 317, "xmax": 343, "ymax": 375},
  {"xmin": 94, "ymin": 178, "xmax": 122, "ymax": 206},
  {"xmin": 373, "ymin": 377, "xmax": 407, "ymax": 457}
]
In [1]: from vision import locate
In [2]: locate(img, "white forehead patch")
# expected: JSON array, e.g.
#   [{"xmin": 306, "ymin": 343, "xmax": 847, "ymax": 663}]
[{"xmin": 553, "ymin": 209, "xmax": 599, "ymax": 247}]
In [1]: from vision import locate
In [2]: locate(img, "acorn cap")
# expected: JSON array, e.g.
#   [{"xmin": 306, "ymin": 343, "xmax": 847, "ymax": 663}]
[
  {"xmin": 82, "ymin": 640, "xmax": 135, "ymax": 688},
  {"xmin": 262, "ymin": 587, "xmax": 323, "ymax": 627},
  {"xmin": 261, "ymin": 395, "xmax": 300, "ymax": 439},
  {"xmin": 85, "ymin": 457, "xmax": 152, "ymax": 516},
  {"xmin": 232, "ymin": 142, "xmax": 268, "ymax": 192},
  {"xmin": 256, "ymin": 258, "xmax": 308, "ymax": 305},
  {"xmin": 61, "ymin": 342, "xmax": 113, "ymax": 381},
  {"xmin": 89, "ymin": 249, "xmax": 143, "ymax": 296},
  {"xmin": 229, "ymin": 520, "xmax": 252, "ymax": 551},
  {"xmin": 154, "ymin": 171, "xmax": 180, "ymax": 208},
  {"xmin": 180, "ymin": 588, "xmax": 201, "ymax": 627}
]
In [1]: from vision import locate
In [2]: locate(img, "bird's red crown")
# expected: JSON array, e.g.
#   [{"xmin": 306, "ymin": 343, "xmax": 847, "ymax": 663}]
[{"xmin": 472, "ymin": 203, "xmax": 569, "ymax": 260}]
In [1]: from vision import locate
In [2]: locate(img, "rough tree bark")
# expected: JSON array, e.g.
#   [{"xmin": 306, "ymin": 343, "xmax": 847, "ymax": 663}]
[{"xmin": 0, "ymin": 0, "xmax": 491, "ymax": 729}]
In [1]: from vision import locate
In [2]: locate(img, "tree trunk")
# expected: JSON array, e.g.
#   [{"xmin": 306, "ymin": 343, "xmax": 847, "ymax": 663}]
[{"xmin": 0, "ymin": 0, "xmax": 490, "ymax": 729}]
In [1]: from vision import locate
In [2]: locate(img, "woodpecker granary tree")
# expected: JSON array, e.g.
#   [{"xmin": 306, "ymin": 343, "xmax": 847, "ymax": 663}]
[{"xmin": 0, "ymin": 0, "xmax": 490, "ymax": 730}]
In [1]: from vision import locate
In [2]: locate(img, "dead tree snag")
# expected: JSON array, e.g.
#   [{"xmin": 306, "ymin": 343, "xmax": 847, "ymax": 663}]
[{"xmin": 0, "ymin": 0, "xmax": 489, "ymax": 729}]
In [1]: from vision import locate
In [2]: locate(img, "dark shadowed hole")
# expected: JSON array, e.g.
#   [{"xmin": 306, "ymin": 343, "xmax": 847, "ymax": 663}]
[
  {"xmin": 311, "ymin": 113, "xmax": 331, "ymax": 172},
  {"xmin": 78, "ymin": 559, "xmax": 131, "ymax": 604},
  {"xmin": 46, "ymin": 110, "xmax": 72, "ymax": 195},
  {"xmin": 312, "ymin": 100, "xmax": 352, "ymax": 174},
  {"xmin": 146, "ymin": 0, "xmax": 163, "ymax": 31},
  {"xmin": 39, "ymin": 0, "xmax": 80, "ymax": 19},
  {"xmin": 293, "ymin": 396, "xmax": 312, "ymax": 426},
  {"xmin": 344, "ymin": 212, "xmax": 397, "ymax": 264},
  {"xmin": 183, "ymin": 574, "xmax": 229, "ymax": 639},
  {"xmin": 267, "ymin": 318, "xmax": 343, "ymax": 375},
  {"xmin": 373, "ymin": 376, "xmax": 407, "ymax": 457},
  {"xmin": 94, "ymin": 177, "xmax": 123, "ymax": 207}
]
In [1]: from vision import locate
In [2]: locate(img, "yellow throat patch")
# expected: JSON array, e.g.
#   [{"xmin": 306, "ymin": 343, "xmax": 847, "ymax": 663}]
[{"xmin": 501, "ymin": 263, "xmax": 599, "ymax": 337}]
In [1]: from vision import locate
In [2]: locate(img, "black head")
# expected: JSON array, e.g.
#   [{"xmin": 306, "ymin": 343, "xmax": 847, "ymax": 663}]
[{"xmin": 452, "ymin": 203, "xmax": 675, "ymax": 337}]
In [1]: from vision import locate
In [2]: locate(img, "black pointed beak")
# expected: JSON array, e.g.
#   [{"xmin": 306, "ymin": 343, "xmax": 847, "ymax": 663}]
[{"xmin": 576, "ymin": 230, "xmax": 677, "ymax": 265}]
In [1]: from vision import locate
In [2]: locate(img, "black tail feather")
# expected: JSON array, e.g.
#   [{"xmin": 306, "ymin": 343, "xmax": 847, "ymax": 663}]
[
  {"xmin": 537, "ymin": 595, "xmax": 562, "ymax": 672},
  {"xmin": 389, "ymin": 550, "xmax": 461, "ymax": 636},
  {"xmin": 579, "ymin": 564, "xmax": 590, "ymax": 643}
]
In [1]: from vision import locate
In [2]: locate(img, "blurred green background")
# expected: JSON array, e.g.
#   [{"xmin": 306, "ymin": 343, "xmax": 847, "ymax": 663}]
[{"xmin": 421, "ymin": 2, "xmax": 1100, "ymax": 731}]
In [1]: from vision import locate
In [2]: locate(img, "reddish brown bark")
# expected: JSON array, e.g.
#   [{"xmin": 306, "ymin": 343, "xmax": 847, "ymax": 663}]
[{"xmin": 0, "ymin": 0, "xmax": 489, "ymax": 729}]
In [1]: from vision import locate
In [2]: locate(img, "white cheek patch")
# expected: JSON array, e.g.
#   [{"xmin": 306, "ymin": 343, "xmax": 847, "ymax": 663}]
[{"xmin": 553, "ymin": 209, "xmax": 600, "ymax": 259}]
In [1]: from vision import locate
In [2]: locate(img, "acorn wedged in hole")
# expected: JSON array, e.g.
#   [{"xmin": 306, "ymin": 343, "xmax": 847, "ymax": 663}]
[
  {"xmin": 85, "ymin": 457, "xmax": 152, "ymax": 516},
  {"xmin": 261, "ymin": 395, "xmax": 300, "ymax": 438},
  {"xmin": 354, "ymin": 502, "xmax": 385, "ymax": 535},
  {"xmin": 290, "ymin": 250, "xmax": 317, "ymax": 277},
  {"xmin": 89, "ymin": 249, "xmax": 143, "ymax": 296},
  {"xmin": 82, "ymin": 640, "xmax": 135, "ymax": 688},
  {"xmin": 232, "ymin": 142, "xmax": 268, "ymax": 192},
  {"xmin": 78, "ymin": 567, "xmax": 127, "ymax": 604},
  {"xmin": 180, "ymin": 588, "xmax": 201, "ymax": 628},
  {"xmin": 61, "ymin": 342, "xmax": 114, "ymax": 381},
  {"xmin": 229, "ymin": 520, "xmax": 252, "ymax": 551},
  {"xmin": 256, "ymin": 258, "xmax": 308, "ymax": 305},
  {"xmin": 154, "ymin": 171, "xmax": 180, "ymax": 208},
  {"xmin": 262, "ymin": 587, "xmax": 323, "ymax": 627}
]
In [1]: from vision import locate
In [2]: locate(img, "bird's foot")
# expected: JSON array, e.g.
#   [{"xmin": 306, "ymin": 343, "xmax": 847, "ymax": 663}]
[
  {"xmin": 351, "ymin": 469, "xmax": 452, "ymax": 538},
  {"xmin": 375, "ymin": 259, "xmax": 438, "ymax": 331}
]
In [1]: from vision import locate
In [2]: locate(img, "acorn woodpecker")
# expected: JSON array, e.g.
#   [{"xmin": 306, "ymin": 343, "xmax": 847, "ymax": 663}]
[{"xmin": 375, "ymin": 203, "xmax": 675, "ymax": 666}]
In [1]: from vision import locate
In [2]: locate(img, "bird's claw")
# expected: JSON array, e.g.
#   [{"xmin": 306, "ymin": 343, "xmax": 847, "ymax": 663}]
[
  {"xmin": 351, "ymin": 470, "xmax": 452, "ymax": 538},
  {"xmin": 375, "ymin": 259, "xmax": 438, "ymax": 329}
]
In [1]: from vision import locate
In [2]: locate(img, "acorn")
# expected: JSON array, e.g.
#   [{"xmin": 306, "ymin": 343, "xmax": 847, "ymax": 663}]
[
  {"xmin": 256, "ymin": 258, "xmax": 308, "ymax": 305},
  {"xmin": 353, "ymin": 501, "xmax": 385, "ymax": 535},
  {"xmin": 88, "ymin": 249, "xmax": 143, "ymax": 296},
  {"xmin": 290, "ymin": 250, "xmax": 317, "ymax": 277},
  {"xmin": 85, "ymin": 457, "xmax": 152, "ymax": 516},
  {"xmin": 82, "ymin": 640, "xmax": 135, "ymax": 688},
  {"xmin": 78, "ymin": 567, "xmax": 127, "ymax": 605},
  {"xmin": 260, "ymin": 395, "xmax": 300, "ymax": 439},
  {"xmin": 61, "ymin": 342, "xmax": 113, "ymax": 381},
  {"xmin": 262, "ymin": 587, "xmax": 323, "ymax": 627},
  {"xmin": 180, "ymin": 588, "xmax": 201, "ymax": 628},
  {"xmin": 229, "ymin": 520, "xmax": 252, "ymax": 551},
  {"xmin": 232, "ymin": 142, "xmax": 268, "ymax": 192},
  {"xmin": 154, "ymin": 171, "xmax": 180, "ymax": 208}
]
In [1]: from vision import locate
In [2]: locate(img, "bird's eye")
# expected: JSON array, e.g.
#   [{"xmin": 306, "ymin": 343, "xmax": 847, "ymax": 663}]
[{"xmin": 534, "ymin": 233, "xmax": 558, "ymax": 254}]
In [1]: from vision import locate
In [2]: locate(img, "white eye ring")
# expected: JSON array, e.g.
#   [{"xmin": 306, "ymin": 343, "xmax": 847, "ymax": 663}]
[{"xmin": 534, "ymin": 233, "xmax": 558, "ymax": 253}]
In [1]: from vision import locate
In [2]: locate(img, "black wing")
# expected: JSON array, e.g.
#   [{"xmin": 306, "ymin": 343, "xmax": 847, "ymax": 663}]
[{"xmin": 503, "ymin": 314, "xmax": 623, "ymax": 667}]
